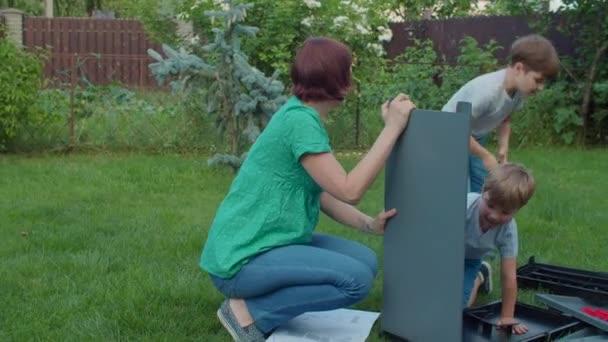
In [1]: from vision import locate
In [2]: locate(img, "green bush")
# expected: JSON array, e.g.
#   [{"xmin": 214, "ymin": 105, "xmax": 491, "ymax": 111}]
[
  {"xmin": 0, "ymin": 38, "xmax": 45, "ymax": 150},
  {"xmin": 10, "ymin": 83, "xmax": 220, "ymax": 153},
  {"xmin": 73, "ymin": 87, "xmax": 213, "ymax": 152},
  {"xmin": 509, "ymin": 82, "xmax": 580, "ymax": 146},
  {"xmin": 9, "ymin": 88, "xmax": 69, "ymax": 152},
  {"xmin": 326, "ymin": 37, "xmax": 502, "ymax": 149}
]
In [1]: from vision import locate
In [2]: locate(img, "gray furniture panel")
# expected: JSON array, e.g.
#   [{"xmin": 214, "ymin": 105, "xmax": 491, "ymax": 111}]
[{"xmin": 382, "ymin": 102, "xmax": 471, "ymax": 341}]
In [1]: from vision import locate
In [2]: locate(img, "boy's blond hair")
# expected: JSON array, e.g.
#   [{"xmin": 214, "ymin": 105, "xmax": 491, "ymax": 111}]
[
  {"xmin": 509, "ymin": 34, "xmax": 560, "ymax": 79},
  {"xmin": 482, "ymin": 163, "xmax": 536, "ymax": 212}
]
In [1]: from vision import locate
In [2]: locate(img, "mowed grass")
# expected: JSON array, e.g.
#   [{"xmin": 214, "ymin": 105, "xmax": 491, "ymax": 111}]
[{"xmin": 1, "ymin": 148, "xmax": 606, "ymax": 341}]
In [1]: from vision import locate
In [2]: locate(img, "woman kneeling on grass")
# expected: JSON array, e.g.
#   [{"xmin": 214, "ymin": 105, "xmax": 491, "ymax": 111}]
[{"xmin": 199, "ymin": 37, "xmax": 416, "ymax": 342}]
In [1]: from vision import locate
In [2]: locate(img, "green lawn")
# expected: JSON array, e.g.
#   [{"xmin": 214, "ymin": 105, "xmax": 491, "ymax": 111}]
[{"xmin": 1, "ymin": 148, "xmax": 607, "ymax": 341}]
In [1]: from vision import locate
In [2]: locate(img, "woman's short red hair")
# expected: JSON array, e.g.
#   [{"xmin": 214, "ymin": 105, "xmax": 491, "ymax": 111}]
[{"xmin": 291, "ymin": 37, "xmax": 352, "ymax": 102}]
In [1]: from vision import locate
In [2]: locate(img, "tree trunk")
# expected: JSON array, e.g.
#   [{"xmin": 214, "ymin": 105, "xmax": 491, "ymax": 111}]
[
  {"xmin": 230, "ymin": 111, "xmax": 238, "ymax": 155},
  {"xmin": 44, "ymin": 0, "xmax": 54, "ymax": 17},
  {"xmin": 355, "ymin": 81, "xmax": 361, "ymax": 147},
  {"xmin": 581, "ymin": 41, "xmax": 608, "ymax": 143},
  {"xmin": 69, "ymin": 55, "xmax": 76, "ymax": 152}
]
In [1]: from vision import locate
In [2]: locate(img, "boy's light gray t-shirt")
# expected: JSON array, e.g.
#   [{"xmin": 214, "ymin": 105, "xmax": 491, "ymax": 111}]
[
  {"xmin": 442, "ymin": 69, "xmax": 524, "ymax": 137},
  {"xmin": 465, "ymin": 193, "xmax": 518, "ymax": 259}
]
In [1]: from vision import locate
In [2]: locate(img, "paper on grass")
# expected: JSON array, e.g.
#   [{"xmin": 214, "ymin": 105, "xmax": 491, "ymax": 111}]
[{"xmin": 266, "ymin": 308, "xmax": 380, "ymax": 342}]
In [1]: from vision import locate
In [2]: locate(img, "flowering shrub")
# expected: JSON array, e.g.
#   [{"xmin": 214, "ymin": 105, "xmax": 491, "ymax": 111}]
[{"xmin": 177, "ymin": 0, "xmax": 392, "ymax": 84}]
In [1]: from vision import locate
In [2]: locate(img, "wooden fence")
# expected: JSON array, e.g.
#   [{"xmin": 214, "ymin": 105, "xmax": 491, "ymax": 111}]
[
  {"xmin": 23, "ymin": 17, "xmax": 162, "ymax": 88},
  {"xmin": 385, "ymin": 14, "xmax": 576, "ymax": 63}
]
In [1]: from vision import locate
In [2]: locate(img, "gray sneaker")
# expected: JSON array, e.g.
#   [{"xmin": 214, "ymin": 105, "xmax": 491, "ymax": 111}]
[
  {"xmin": 217, "ymin": 300, "xmax": 266, "ymax": 342},
  {"xmin": 479, "ymin": 261, "xmax": 492, "ymax": 294}
]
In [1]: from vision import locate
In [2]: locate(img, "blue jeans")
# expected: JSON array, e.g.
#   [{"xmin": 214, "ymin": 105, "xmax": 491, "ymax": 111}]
[
  {"xmin": 463, "ymin": 259, "xmax": 482, "ymax": 307},
  {"xmin": 209, "ymin": 233, "xmax": 378, "ymax": 334},
  {"xmin": 469, "ymin": 134, "xmax": 489, "ymax": 193}
]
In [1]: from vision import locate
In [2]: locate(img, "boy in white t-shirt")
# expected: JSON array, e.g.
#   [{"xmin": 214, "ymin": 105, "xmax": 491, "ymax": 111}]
[{"xmin": 443, "ymin": 34, "xmax": 559, "ymax": 193}]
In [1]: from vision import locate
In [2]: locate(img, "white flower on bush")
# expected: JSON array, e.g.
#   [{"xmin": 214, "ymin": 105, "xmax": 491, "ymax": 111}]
[
  {"xmin": 367, "ymin": 42, "xmax": 385, "ymax": 56},
  {"xmin": 219, "ymin": 2, "xmax": 230, "ymax": 11},
  {"xmin": 190, "ymin": 1, "xmax": 199, "ymax": 10},
  {"xmin": 301, "ymin": 16, "xmax": 314, "ymax": 27},
  {"xmin": 189, "ymin": 34, "xmax": 201, "ymax": 45},
  {"xmin": 377, "ymin": 26, "xmax": 393, "ymax": 42},
  {"xmin": 350, "ymin": 3, "xmax": 368, "ymax": 15},
  {"xmin": 177, "ymin": 12, "xmax": 190, "ymax": 20},
  {"xmin": 191, "ymin": 0, "xmax": 228, "ymax": 11},
  {"xmin": 213, "ymin": 0, "xmax": 230, "ymax": 9},
  {"xmin": 333, "ymin": 16, "xmax": 349, "ymax": 29},
  {"xmin": 302, "ymin": 0, "xmax": 322, "ymax": 9},
  {"xmin": 356, "ymin": 24, "xmax": 371, "ymax": 35},
  {"xmin": 190, "ymin": 0, "xmax": 205, "ymax": 10}
]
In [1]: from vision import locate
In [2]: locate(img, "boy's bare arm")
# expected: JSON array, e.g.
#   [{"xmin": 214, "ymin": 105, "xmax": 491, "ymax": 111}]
[
  {"xmin": 500, "ymin": 258, "xmax": 518, "ymax": 317},
  {"xmin": 498, "ymin": 257, "xmax": 528, "ymax": 334},
  {"xmin": 470, "ymin": 136, "xmax": 490, "ymax": 158},
  {"xmin": 497, "ymin": 117, "xmax": 511, "ymax": 163},
  {"xmin": 470, "ymin": 137, "xmax": 497, "ymax": 170}
]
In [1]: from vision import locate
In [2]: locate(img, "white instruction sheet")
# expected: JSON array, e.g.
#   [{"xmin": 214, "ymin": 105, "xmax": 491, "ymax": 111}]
[{"xmin": 266, "ymin": 308, "xmax": 380, "ymax": 342}]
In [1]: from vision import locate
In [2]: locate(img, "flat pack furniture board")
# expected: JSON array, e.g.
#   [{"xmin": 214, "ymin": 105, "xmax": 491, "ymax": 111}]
[
  {"xmin": 382, "ymin": 102, "xmax": 471, "ymax": 341},
  {"xmin": 536, "ymin": 294, "xmax": 608, "ymax": 333},
  {"xmin": 555, "ymin": 327, "xmax": 608, "ymax": 341},
  {"xmin": 463, "ymin": 301, "xmax": 583, "ymax": 342},
  {"xmin": 517, "ymin": 256, "xmax": 608, "ymax": 301}
]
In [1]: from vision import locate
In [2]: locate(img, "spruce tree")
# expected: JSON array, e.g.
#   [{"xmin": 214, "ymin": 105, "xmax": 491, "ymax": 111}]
[{"xmin": 148, "ymin": 0, "xmax": 287, "ymax": 171}]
